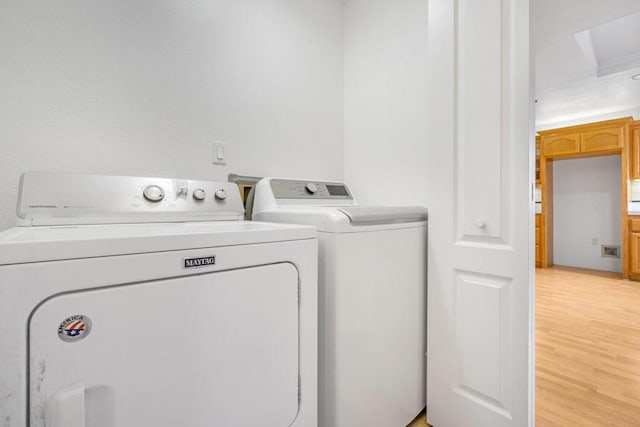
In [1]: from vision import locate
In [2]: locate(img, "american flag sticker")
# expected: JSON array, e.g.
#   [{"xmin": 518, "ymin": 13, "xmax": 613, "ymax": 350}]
[{"xmin": 57, "ymin": 315, "xmax": 92, "ymax": 343}]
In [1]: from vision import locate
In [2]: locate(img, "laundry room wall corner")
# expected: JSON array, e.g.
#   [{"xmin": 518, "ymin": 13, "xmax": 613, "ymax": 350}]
[
  {"xmin": 343, "ymin": 0, "xmax": 429, "ymax": 206},
  {"xmin": 0, "ymin": 0, "xmax": 345, "ymax": 231}
]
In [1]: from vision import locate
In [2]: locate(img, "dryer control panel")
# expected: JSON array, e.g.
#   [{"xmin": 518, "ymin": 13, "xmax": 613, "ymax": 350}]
[
  {"xmin": 270, "ymin": 179, "xmax": 353, "ymax": 200},
  {"xmin": 17, "ymin": 172, "xmax": 245, "ymax": 226}
]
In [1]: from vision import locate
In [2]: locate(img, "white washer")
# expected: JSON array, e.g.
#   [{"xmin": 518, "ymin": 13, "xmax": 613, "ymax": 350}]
[
  {"xmin": 250, "ymin": 178, "xmax": 427, "ymax": 427},
  {"xmin": 0, "ymin": 172, "xmax": 317, "ymax": 427}
]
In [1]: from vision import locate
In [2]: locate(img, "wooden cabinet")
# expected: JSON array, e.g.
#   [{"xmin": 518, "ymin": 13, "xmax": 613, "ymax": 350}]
[
  {"xmin": 535, "ymin": 136, "xmax": 541, "ymax": 184},
  {"xmin": 582, "ymin": 125, "xmax": 625, "ymax": 153},
  {"xmin": 537, "ymin": 154, "xmax": 553, "ymax": 269},
  {"xmin": 630, "ymin": 123, "xmax": 640, "ymax": 180},
  {"xmin": 535, "ymin": 214, "xmax": 542, "ymax": 268},
  {"xmin": 537, "ymin": 117, "xmax": 631, "ymax": 275},
  {"xmin": 541, "ymin": 133, "xmax": 580, "ymax": 156},
  {"xmin": 540, "ymin": 118, "xmax": 631, "ymax": 158},
  {"xmin": 629, "ymin": 218, "xmax": 640, "ymax": 279}
]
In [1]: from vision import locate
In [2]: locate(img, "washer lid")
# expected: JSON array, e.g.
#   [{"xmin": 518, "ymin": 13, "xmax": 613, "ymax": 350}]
[
  {"xmin": 253, "ymin": 206, "xmax": 427, "ymax": 233},
  {"xmin": 337, "ymin": 206, "xmax": 428, "ymax": 225},
  {"xmin": 0, "ymin": 221, "xmax": 315, "ymax": 265}
]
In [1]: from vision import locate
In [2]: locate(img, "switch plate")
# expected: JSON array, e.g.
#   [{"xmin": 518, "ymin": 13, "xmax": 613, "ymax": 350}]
[{"xmin": 212, "ymin": 142, "xmax": 227, "ymax": 165}]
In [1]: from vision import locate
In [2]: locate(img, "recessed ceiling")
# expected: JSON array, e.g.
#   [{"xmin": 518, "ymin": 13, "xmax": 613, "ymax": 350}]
[
  {"xmin": 534, "ymin": 0, "xmax": 640, "ymax": 129},
  {"xmin": 575, "ymin": 12, "xmax": 640, "ymax": 77}
]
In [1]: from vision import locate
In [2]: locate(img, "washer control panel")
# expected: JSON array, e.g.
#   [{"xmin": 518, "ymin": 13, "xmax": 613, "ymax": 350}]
[{"xmin": 270, "ymin": 179, "xmax": 353, "ymax": 200}]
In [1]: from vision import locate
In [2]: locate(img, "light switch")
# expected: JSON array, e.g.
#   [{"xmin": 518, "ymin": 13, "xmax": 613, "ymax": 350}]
[{"xmin": 213, "ymin": 142, "xmax": 227, "ymax": 165}]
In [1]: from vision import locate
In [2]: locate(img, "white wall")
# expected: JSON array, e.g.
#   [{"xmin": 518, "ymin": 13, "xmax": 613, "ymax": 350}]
[
  {"xmin": 553, "ymin": 155, "xmax": 622, "ymax": 272},
  {"xmin": 343, "ymin": 0, "xmax": 429, "ymax": 207},
  {"xmin": 0, "ymin": 0, "xmax": 344, "ymax": 230}
]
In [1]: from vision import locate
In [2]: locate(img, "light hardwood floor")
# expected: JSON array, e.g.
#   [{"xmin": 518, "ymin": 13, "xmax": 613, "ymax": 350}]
[{"xmin": 536, "ymin": 266, "xmax": 640, "ymax": 426}]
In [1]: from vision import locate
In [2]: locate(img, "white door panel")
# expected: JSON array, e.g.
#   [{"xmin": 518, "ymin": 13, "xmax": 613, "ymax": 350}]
[
  {"xmin": 426, "ymin": 0, "xmax": 533, "ymax": 426},
  {"xmin": 30, "ymin": 263, "xmax": 300, "ymax": 427}
]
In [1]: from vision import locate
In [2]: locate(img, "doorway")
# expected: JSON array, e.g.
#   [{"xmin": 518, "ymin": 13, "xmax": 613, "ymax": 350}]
[
  {"xmin": 533, "ymin": 3, "xmax": 640, "ymax": 425},
  {"xmin": 553, "ymin": 155, "xmax": 622, "ymax": 274}
]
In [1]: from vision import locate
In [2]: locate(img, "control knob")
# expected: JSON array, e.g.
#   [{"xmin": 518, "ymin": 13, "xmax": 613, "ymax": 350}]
[
  {"xmin": 214, "ymin": 189, "xmax": 227, "ymax": 200},
  {"xmin": 193, "ymin": 188, "xmax": 206, "ymax": 201},
  {"xmin": 143, "ymin": 185, "xmax": 165, "ymax": 202},
  {"xmin": 305, "ymin": 182, "xmax": 317, "ymax": 194}
]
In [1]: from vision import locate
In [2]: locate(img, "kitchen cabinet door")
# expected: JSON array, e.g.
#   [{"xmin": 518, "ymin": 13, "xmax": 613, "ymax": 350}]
[
  {"xmin": 631, "ymin": 125, "xmax": 640, "ymax": 180},
  {"xmin": 581, "ymin": 125, "xmax": 625, "ymax": 153},
  {"xmin": 629, "ymin": 233, "xmax": 640, "ymax": 275},
  {"xmin": 535, "ymin": 136, "xmax": 541, "ymax": 184},
  {"xmin": 541, "ymin": 133, "xmax": 580, "ymax": 156}
]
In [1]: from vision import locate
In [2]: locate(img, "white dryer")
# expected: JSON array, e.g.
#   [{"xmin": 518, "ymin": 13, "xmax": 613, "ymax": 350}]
[
  {"xmin": 249, "ymin": 178, "xmax": 427, "ymax": 427},
  {"xmin": 0, "ymin": 172, "xmax": 318, "ymax": 427}
]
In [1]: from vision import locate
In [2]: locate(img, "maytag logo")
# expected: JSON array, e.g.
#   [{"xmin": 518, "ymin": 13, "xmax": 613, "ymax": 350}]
[{"xmin": 184, "ymin": 256, "xmax": 216, "ymax": 269}]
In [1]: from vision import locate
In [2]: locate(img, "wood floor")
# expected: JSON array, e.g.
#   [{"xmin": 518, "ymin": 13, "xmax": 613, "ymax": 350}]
[{"xmin": 536, "ymin": 266, "xmax": 640, "ymax": 426}]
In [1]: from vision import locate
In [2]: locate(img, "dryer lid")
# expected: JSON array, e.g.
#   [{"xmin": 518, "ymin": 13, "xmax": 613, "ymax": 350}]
[{"xmin": 0, "ymin": 221, "xmax": 315, "ymax": 265}]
